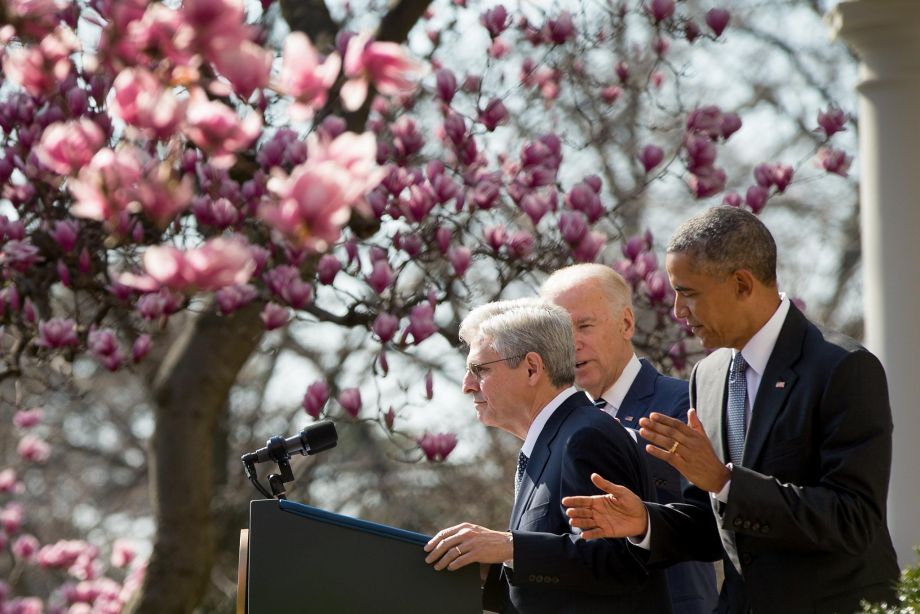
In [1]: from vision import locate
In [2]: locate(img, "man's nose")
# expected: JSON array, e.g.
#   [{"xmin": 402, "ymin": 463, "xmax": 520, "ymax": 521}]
[
  {"xmin": 462, "ymin": 369, "xmax": 479, "ymax": 394},
  {"xmin": 673, "ymin": 294, "xmax": 687, "ymax": 319}
]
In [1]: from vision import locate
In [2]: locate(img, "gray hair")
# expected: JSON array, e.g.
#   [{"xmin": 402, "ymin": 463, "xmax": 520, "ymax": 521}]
[
  {"xmin": 459, "ymin": 299, "xmax": 576, "ymax": 388},
  {"xmin": 667, "ymin": 206, "xmax": 777, "ymax": 284},
  {"xmin": 540, "ymin": 263, "xmax": 632, "ymax": 314}
]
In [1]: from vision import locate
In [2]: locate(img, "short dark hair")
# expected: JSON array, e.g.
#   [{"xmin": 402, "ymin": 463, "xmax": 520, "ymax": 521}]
[{"xmin": 667, "ymin": 206, "xmax": 777, "ymax": 284}]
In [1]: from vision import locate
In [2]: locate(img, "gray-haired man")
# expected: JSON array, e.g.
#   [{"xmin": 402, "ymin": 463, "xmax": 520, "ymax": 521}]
[{"xmin": 424, "ymin": 299, "xmax": 671, "ymax": 613}]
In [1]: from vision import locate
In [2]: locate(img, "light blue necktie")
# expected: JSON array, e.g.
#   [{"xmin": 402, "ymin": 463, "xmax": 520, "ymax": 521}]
[
  {"xmin": 726, "ymin": 353, "xmax": 748, "ymax": 465},
  {"xmin": 514, "ymin": 451, "xmax": 529, "ymax": 496}
]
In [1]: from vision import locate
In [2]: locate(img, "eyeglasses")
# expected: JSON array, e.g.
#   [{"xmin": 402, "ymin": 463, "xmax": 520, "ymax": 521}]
[{"xmin": 466, "ymin": 354, "xmax": 526, "ymax": 381}]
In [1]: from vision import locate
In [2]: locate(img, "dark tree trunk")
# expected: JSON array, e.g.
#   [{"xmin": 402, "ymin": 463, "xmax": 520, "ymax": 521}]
[{"xmin": 125, "ymin": 303, "xmax": 264, "ymax": 614}]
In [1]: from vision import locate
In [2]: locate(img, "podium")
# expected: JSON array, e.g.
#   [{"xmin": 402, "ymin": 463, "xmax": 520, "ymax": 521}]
[{"xmin": 238, "ymin": 499, "xmax": 482, "ymax": 613}]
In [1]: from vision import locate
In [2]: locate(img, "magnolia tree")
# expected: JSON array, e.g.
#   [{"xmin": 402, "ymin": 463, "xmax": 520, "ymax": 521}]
[{"xmin": 0, "ymin": 0, "xmax": 854, "ymax": 610}]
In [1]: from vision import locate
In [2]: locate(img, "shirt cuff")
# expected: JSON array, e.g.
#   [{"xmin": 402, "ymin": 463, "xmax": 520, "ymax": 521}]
[
  {"xmin": 712, "ymin": 463, "xmax": 733, "ymax": 503},
  {"xmin": 627, "ymin": 510, "xmax": 652, "ymax": 550}
]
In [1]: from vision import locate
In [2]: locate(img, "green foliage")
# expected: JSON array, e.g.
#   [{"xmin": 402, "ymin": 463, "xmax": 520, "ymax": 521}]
[{"xmin": 860, "ymin": 548, "xmax": 920, "ymax": 613}]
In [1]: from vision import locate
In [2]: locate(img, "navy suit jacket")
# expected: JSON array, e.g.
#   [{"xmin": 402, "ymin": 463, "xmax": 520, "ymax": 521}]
[
  {"xmin": 619, "ymin": 360, "xmax": 718, "ymax": 614},
  {"xmin": 642, "ymin": 304, "xmax": 900, "ymax": 614},
  {"xmin": 484, "ymin": 390, "xmax": 672, "ymax": 614}
]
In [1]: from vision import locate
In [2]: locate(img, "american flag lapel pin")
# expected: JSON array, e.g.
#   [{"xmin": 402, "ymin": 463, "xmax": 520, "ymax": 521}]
[{"xmin": 775, "ymin": 381, "xmax": 785, "ymax": 388}]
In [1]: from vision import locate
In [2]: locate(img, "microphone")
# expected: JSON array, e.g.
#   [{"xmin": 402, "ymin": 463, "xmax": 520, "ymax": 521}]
[{"xmin": 241, "ymin": 421, "xmax": 337, "ymax": 464}]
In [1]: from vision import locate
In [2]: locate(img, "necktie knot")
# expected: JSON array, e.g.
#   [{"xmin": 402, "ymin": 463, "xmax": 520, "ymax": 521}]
[
  {"xmin": 594, "ymin": 398, "xmax": 608, "ymax": 409},
  {"xmin": 731, "ymin": 353, "xmax": 748, "ymax": 377}
]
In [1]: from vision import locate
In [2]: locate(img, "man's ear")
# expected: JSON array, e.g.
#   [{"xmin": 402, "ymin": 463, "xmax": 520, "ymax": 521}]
[
  {"xmin": 524, "ymin": 352, "xmax": 543, "ymax": 384},
  {"xmin": 734, "ymin": 269, "xmax": 756, "ymax": 299},
  {"xmin": 620, "ymin": 305, "xmax": 635, "ymax": 340}
]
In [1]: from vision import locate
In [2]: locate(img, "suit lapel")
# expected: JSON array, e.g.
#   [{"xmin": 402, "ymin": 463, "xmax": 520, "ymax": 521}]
[
  {"xmin": 742, "ymin": 305, "xmax": 805, "ymax": 467},
  {"xmin": 509, "ymin": 391, "xmax": 587, "ymax": 529},
  {"xmin": 617, "ymin": 360, "xmax": 656, "ymax": 429},
  {"xmin": 694, "ymin": 350, "xmax": 732, "ymax": 462}
]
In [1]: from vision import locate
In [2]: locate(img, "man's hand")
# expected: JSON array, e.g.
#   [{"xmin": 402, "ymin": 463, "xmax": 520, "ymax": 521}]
[
  {"xmin": 640, "ymin": 409, "xmax": 731, "ymax": 493},
  {"xmin": 424, "ymin": 523, "xmax": 513, "ymax": 571},
  {"xmin": 561, "ymin": 473, "xmax": 649, "ymax": 540}
]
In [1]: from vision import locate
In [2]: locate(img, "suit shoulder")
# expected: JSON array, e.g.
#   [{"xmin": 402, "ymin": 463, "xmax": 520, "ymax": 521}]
[{"xmin": 558, "ymin": 405, "xmax": 630, "ymax": 444}]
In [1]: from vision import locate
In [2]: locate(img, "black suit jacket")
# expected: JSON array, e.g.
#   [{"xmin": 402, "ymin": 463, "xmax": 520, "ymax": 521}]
[
  {"xmin": 620, "ymin": 360, "xmax": 718, "ymax": 614},
  {"xmin": 643, "ymin": 304, "xmax": 900, "ymax": 614},
  {"xmin": 484, "ymin": 390, "xmax": 672, "ymax": 614}
]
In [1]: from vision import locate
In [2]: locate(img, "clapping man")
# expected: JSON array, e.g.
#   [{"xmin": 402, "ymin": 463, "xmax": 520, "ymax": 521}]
[{"xmin": 563, "ymin": 207, "xmax": 899, "ymax": 613}]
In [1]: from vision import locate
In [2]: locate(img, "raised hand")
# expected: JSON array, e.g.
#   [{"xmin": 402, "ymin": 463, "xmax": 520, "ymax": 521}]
[{"xmin": 640, "ymin": 409, "xmax": 731, "ymax": 493}]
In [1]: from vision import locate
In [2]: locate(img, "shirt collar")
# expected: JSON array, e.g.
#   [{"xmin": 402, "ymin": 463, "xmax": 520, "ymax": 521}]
[
  {"xmin": 521, "ymin": 386, "xmax": 578, "ymax": 457},
  {"xmin": 735, "ymin": 294, "xmax": 789, "ymax": 376},
  {"xmin": 595, "ymin": 354, "xmax": 642, "ymax": 411}
]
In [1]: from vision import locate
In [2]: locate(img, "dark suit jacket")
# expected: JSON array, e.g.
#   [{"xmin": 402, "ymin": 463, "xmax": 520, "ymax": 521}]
[
  {"xmin": 643, "ymin": 304, "xmax": 900, "ymax": 614},
  {"xmin": 620, "ymin": 360, "xmax": 718, "ymax": 614},
  {"xmin": 484, "ymin": 390, "xmax": 672, "ymax": 614}
]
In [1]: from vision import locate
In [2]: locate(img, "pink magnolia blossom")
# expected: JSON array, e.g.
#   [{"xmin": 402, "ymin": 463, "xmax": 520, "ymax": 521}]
[
  {"xmin": 478, "ymin": 98, "xmax": 509, "ymax": 131},
  {"xmin": 366, "ymin": 260, "xmax": 394, "ymax": 294},
  {"xmin": 341, "ymin": 32, "xmax": 419, "ymax": 111},
  {"xmin": 262, "ymin": 132, "xmax": 385, "ymax": 251},
  {"xmin": 417, "ymin": 432, "xmax": 457, "ymax": 462},
  {"xmin": 688, "ymin": 166, "xmax": 726, "ymax": 198},
  {"xmin": 13, "ymin": 408, "xmax": 43, "ymax": 429},
  {"xmin": 705, "ymin": 8, "xmax": 731, "ymax": 37},
  {"xmin": 180, "ymin": 0, "xmax": 251, "ymax": 59},
  {"xmin": 260, "ymin": 302, "xmax": 289, "ymax": 330},
  {"xmin": 302, "ymin": 381, "xmax": 329, "ymax": 419},
  {"xmin": 38, "ymin": 317, "xmax": 78, "ymax": 348},
  {"xmin": 1, "ymin": 239, "xmax": 42, "ymax": 272},
  {"xmin": 316, "ymin": 254, "xmax": 342, "ymax": 285},
  {"xmin": 406, "ymin": 302, "xmax": 437, "ymax": 344},
  {"xmin": 2, "ymin": 27, "xmax": 78, "ymax": 96},
  {"xmin": 1, "ymin": 503, "xmax": 24, "ymax": 534},
  {"xmin": 435, "ymin": 69, "xmax": 457, "ymax": 103},
  {"xmin": 18, "ymin": 434, "xmax": 51, "ymax": 463},
  {"xmin": 572, "ymin": 231, "xmax": 605, "ymax": 263},
  {"xmin": 600, "ymin": 85, "xmax": 621, "ymax": 104},
  {"xmin": 35, "ymin": 119, "xmax": 105, "ymax": 176},
  {"xmin": 69, "ymin": 147, "xmax": 192, "ymax": 229},
  {"xmin": 559, "ymin": 210, "xmax": 588, "ymax": 245},
  {"xmin": 277, "ymin": 32, "xmax": 341, "ymax": 118},
  {"xmin": 621, "ymin": 231, "xmax": 653, "ymax": 261},
  {"xmin": 110, "ymin": 67, "xmax": 186, "ymax": 140},
  {"xmin": 89, "ymin": 328, "xmax": 125, "ymax": 371},
  {"xmin": 480, "ymin": 5, "xmax": 509, "ymax": 38},
  {"xmin": 642, "ymin": 270, "xmax": 674, "ymax": 306},
  {"xmin": 448, "ymin": 245, "xmax": 472, "ymax": 277},
  {"xmin": 638, "ymin": 144, "xmax": 664, "ymax": 173},
  {"xmin": 372, "ymin": 313, "xmax": 399, "ymax": 343},
  {"xmin": 647, "ymin": 0, "xmax": 675, "ymax": 23},
  {"xmin": 817, "ymin": 147, "xmax": 852, "ymax": 177},
  {"xmin": 12, "ymin": 534, "xmax": 40, "ymax": 562},
  {"xmin": 184, "ymin": 88, "xmax": 262, "ymax": 168},
  {"xmin": 211, "ymin": 39, "xmax": 272, "ymax": 100},
  {"xmin": 132, "ymin": 334, "xmax": 152, "ymax": 363},
  {"xmin": 0, "ymin": 468, "xmax": 20, "ymax": 493},
  {"xmin": 127, "ymin": 235, "xmax": 256, "ymax": 293},
  {"xmin": 566, "ymin": 182, "xmax": 604, "ymax": 223},
  {"xmin": 723, "ymin": 191, "xmax": 743, "ymax": 207},
  {"xmin": 215, "ymin": 284, "xmax": 257, "ymax": 314},
  {"xmin": 110, "ymin": 539, "xmax": 137, "ymax": 569},
  {"xmin": 817, "ymin": 106, "xmax": 847, "ymax": 138},
  {"xmin": 544, "ymin": 11, "xmax": 575, "ymax": 44},
  {"xmin": 4, "ymin": 0, "xmax": 67, "ymax": 39},
  {"xmin": 338, "ymin": 388, "xmax": 362, "ymax": 418},
  {"xmin": 508, "ymin": 230, "xmax": 535, "ymax": 259},
  {"xmin": 49, "ymin": 219, "xmax": 79, "ymax": 252}
]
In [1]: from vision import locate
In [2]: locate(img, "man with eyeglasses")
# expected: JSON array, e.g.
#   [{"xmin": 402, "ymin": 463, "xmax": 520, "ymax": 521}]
[{"xmin": 424, "ymin": 299, "xmax": 671, "ymax": 613}]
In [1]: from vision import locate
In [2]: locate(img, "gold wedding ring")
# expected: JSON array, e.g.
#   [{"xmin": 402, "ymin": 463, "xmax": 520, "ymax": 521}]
[
  {"xmin": 455, "ymin": 546, "xmax": 463, "ymax": 557},
  {"xmin": 668, "ymin": 441, "xmax": 680, "ymax": 454}
]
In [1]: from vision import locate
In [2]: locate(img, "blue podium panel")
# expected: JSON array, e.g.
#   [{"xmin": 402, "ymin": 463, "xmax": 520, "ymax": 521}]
[{"xmin": 246, "ymin": 499, "xmax": 482, "ymax": 613}]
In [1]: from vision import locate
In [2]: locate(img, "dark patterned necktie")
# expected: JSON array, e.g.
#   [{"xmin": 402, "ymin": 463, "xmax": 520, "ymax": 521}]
[
  {"xmin": 726, "ymin": 353, "xmax": 749, "ymax": 465},
  {"xmin": 514, "ymin": 451, "xmax": 529, "ymax": 496},
  {"xmin": 594, "ymin": 398, "xmax": 608, "ymax": 409}
]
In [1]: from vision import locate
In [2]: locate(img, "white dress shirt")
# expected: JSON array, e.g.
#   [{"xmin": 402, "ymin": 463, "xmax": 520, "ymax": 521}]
[{"xmin": 594, "ymin": 354, "xmax": 642, "ymax": 419}]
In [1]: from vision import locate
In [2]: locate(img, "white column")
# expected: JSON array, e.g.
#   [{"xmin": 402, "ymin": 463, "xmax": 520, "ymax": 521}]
[{"xmin": 829, "ymin": 1, "xmax": 920, "ymax": 566}]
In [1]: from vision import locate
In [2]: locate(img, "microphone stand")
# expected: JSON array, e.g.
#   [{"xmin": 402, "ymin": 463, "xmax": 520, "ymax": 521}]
[{"xmin": 242, "ymin": 435, "xmax": 296, "ymax": 500}]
